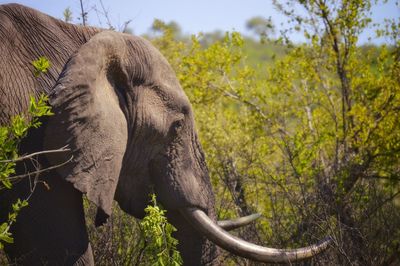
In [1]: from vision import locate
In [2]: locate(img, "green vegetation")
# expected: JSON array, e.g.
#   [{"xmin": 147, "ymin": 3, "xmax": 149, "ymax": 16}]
[
  {"xmin": 147, "ymin": 0, "xmax": 399, "ymax": 264},
  {"xmin": 246, "ymin": 16, "xmax": 275, "ymax": 43},
  {"xmin": 88, "ymin": 0, "xmax": 399, "ymax": 264},
  {"xmin": 0, "ymin": 94, "xmax": 53, "ymax": 189},
  {"xmin": 85, "ymin": 194, "xmax": 181, "ymax": 266},
  {"xmin": 1, "ymin": 1, "xmax": 398, "ymax": 264},
  {"xmin": 0, "ymin": 57, "xmax": 53, "ymax": 248},
  {"xmin": 32, "ymin": 56, "xmax": 51, "ymax": 77},
  {"xmin": 90, "ymin": 4, "xmax": 399, "ymax": 261},
  {"xmin": 139, "ymin": 194, "xmax": 182, "ymax": 266},
  {"xmin": 0, "ymin": 94, "xmax": 53, "ymax": 247}
]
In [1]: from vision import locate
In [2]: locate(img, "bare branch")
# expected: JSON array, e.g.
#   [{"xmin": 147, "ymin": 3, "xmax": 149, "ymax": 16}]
[
  {"xmin": 97, "ymin": 0, "xmax": 114, "ymax": 30},
  {"xmin": 80, "ymin": 0, "xmax": 87, "ymax": 26},
  {"xmin": 220, "ymin": 74, "xmax": 269, "ymax": 121},
  {"xmin": 0, "ymin": 145, "xmax": 71, "ymax": 163},
  {"xmin": 121, "ymin": 19, "xmax": 133, "ymax": 33},
  {"xmin": 6, "ymin": 155, "xmax": 74, "ymax": 182}
]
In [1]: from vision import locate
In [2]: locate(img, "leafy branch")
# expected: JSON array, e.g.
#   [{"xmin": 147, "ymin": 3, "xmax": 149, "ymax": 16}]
[{"xmin": 137, "ymin": 194, "xmax": 182, "ymax": 266}]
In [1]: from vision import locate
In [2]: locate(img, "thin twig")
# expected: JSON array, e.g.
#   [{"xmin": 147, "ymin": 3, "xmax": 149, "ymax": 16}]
[
  {"xmin": 220, "ymin": 73, "xmax": 269, "ymax": 120},
  {"xmin": 7, "ymin": 155, "xmax": 74, "ymax": 181},
  {"xmin": 98, "ymin": 0, "xmax": 114, "ymax": 30},
  {"xmin": 0, "ymin": 145, "xmax": 70, "ymax": 163}
]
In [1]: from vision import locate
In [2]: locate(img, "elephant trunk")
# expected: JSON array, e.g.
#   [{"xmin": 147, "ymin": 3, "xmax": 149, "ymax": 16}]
[{"xmin": 181, "ymin": 207, "xmax": 332, "ymax": 264}]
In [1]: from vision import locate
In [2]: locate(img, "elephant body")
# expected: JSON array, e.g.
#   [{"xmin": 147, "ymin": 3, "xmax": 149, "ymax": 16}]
[
  {"xmin": 0, "ymin": 4, "xmax": 330, "ymax": 265},
  {"xmin": 0, "ymin": 5, "xmax": 99, "ymax": 265},
  {"xmin": 0, "ymin": 4, "xmax": 99, "ymax": 264},
  {"xmin": 0, "ymin": 4, "xmax": 99, "ymax": 125}
]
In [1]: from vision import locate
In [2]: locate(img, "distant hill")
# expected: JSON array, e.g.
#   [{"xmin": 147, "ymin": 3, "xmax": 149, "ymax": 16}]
[{"xmin": 242, "ymin": 38, "xmax": 287, "ymax": 67}]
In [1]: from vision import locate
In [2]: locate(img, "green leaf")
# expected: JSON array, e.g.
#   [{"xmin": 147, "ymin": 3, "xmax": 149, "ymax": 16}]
[
  {"xmin": 139, "ymin": 193, "xmax": 182, "ymax": 265},
  {"xmin": 32, "ymin": 56, "xmax": 51, "ymax": 77}
]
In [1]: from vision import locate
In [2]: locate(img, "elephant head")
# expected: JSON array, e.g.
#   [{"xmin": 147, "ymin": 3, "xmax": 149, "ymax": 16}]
[
  {"xmin": 43, "ymin": 31, "xmax": 331, "ymax": 264},
  {"xmin": 0, "ymin": 4, "xmax": 330, "ymax": 265}
]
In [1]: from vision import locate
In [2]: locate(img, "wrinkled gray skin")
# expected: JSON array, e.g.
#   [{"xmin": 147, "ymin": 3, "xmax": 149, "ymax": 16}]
[{"xmin": 0, "ymin": 4, "xmax": 218, "ymax": 265}]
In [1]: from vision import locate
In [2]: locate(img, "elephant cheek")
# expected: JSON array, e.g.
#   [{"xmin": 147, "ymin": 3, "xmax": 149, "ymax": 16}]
[{"xmin": 114, "ymin": 174, "xmax": 152, "ymax": 219}]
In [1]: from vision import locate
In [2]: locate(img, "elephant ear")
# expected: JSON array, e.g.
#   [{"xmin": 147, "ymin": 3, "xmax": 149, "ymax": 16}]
[{"xmin": 44, "ymin": 31, "xmax": 131, "ymax": 226}]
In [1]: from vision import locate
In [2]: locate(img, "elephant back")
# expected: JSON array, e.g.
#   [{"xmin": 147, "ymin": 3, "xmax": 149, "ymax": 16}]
[{"xmin": 0, "ymin": 3, "xmax": 101, "ymax": 126}]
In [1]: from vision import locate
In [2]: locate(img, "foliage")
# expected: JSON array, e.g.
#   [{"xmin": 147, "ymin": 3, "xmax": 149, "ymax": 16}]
[
  {"xmin": 0, "ymin": 94, "xmax": 52, "ymax": 189},
  {"xmin": 149, "ymin": 1, "xmax": 400, "ymax": 264},
  {"xmin": 32, "ymin": 56, "xmax": 51, "ymax": 77},
  {"xmin": 63, "ymin": 7, "xmax": 73, "ymax": 23},
  {"xmin": 4, "ymin": 2, "xmax": 394, "ymax": 265},
  {"xmin": 86, "ymin": 194, "xmax": 182, "ymax": 266},
  {"xmin": 0, "ymin": 200, "xmax": 28, "ymax": 247},
  {"xmin": 0, "ymin": 94, "xmax": 53, "ymax": 248},
  {"xmin": 0, "ymin": 57, "xmax": 53, "ymax": 249},
  {"xmin": 138, "ymin": 194, "xmax": 182, "ymax": 266},
  {"xmin": 85, "ymin": 201, "xmax": 143, "ymax": 265},
  {"xmin": 151, "ymin": 19, "xmax": 182, "ymax": 37},
  {"xmin": 246, "ymin": 16, "xmax": 275, "ymax": 43}
]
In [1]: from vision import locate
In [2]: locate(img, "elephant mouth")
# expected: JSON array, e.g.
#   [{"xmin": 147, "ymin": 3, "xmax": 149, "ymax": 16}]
[{"xmin": 181, "ymin": 207, "xmax": 332, "ymax": 263}]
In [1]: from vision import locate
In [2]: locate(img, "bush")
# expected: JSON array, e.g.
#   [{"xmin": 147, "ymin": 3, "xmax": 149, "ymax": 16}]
[{"xmin": 0, "ymin": 94, "xmax": 53, "ymax": 248}]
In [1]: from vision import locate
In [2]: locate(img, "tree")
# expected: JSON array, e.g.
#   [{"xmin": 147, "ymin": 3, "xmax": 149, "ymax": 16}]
[
  {"xmin": 0, "ymin": 57, "xmax": 57, "ymax": 248},
  {"xmin": 266, "ymin": 1, "xmax": 400, "ymax": 264},
  {"xmin": 246, "ymin": 16, "xmax": 275, "ymax": 42},
  {"xmin": 63, "ymin": 7, "xmax": 73, "ymax": 23},
  {"xmin": 150, "ymin": 19, "xmax": 182, "ymax": 39},
  {"xmin": 20, "ymin": 2, "xmax": 395, "ymax": 264},
  {"xmin": 150, "ymin": 0, "xmax": 399, "ymax": 263},
  {"xmin": 0, "ymin": 95, "xmax": 57, "ymax": 247},
  {"xmin": 79, "ymin": 0, "xmax": 87, "ymax": 26}
]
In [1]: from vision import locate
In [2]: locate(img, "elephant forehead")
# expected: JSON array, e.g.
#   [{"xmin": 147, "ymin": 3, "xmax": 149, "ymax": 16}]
[
  {"xmin": 149, "ymin": 84, "xmax": 192, "ymax": 116},
  {"xmin": 138, "ymin": 88, "xmax": 184, "ymax": 133},
  {"xmin": 122, "ymin": 35, "xmax": 190, "ymax": 106}
]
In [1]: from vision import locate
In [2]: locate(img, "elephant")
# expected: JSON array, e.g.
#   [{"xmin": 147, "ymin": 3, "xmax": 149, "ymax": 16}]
[{"xmin": 0, "ymin": 3, "xmax": 331, "ymax": 265}]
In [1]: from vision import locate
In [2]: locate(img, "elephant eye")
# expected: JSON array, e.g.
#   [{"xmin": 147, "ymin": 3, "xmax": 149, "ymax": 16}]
[{"xmin": 171, "ymin": 119, "xmax": 184, "ymax": 133}]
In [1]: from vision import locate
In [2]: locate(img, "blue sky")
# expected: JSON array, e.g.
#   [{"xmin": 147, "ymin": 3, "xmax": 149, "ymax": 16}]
[{"xmin": 2, "ymin": 0, "xmax": 399, "ymax": 43}]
